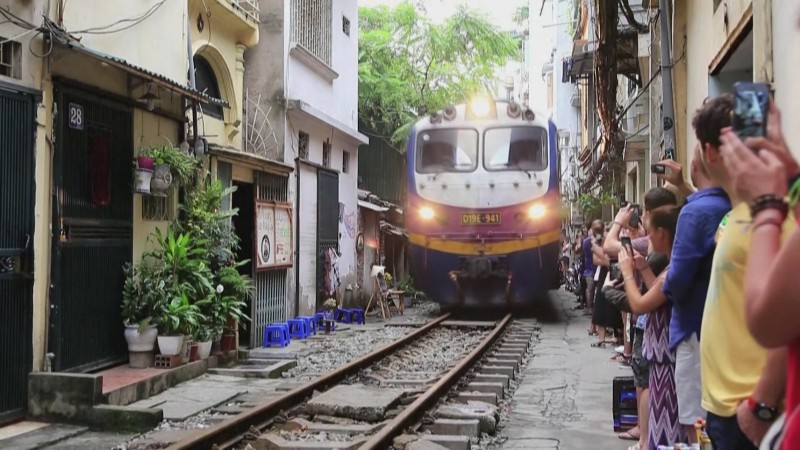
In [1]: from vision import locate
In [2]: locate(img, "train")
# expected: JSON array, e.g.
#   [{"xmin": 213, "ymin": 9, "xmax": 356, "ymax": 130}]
[{"xmin": 406, "ymin": 97, "xmax": 562, "ymax": 308}]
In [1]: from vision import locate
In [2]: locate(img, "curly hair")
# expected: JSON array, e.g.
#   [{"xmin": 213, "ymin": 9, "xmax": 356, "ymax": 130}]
[{"xmin": 692, "ymin": 94, "xmax": 734, "ymax": 148}]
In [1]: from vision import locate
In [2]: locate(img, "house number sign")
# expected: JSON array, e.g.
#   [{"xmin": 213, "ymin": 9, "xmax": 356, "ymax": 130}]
[{"xmin": 68, "ymin": 103, "xmax": 84, "ymax": 131}]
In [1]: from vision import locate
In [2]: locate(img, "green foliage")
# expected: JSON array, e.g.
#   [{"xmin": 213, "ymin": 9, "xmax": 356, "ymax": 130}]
[
  {"xmin": 140, "ymin": 145, "xmax": 198, "ymax": 186},
  {"xmin": 358, "ymin": 2, "xmax": 519, "ymax": 148},
  {"xmin": 176, "ymin": 178, "xmax": 240, "ymax": 265},
  {"xmin": 577, "ymin": 192, "xmax": 619, "ymax": 220}
]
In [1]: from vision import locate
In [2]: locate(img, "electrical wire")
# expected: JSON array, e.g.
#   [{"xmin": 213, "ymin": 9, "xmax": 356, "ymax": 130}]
[
  {"xmin": 70, "ymin": 0, "xmax": 166, "ymax": 35},
  {"xmin": 0, "ymin": 27, "xmax": 39, "ymax": 46}
]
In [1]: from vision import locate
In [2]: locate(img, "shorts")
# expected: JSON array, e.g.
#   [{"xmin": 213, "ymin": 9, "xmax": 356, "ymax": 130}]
[
  {"xmin": 675, "ymin": 333, "xmax": 706, "ymax": 425},
  {"xmin": 631, "ymin": 328, "xmax": 650, "ymax": 388}
]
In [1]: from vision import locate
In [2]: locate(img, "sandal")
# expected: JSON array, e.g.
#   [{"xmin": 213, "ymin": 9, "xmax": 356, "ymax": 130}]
[
  {"xmin": 610, "ymin": 354, "xmax": 629, "ymax": 362},
  {"xmin": 618, "ymin": 428, "xmax": 639, "ymax": 441},
  {"xmin": 590, "ymin": 341, "xmax": 606, "ymax": 348}
]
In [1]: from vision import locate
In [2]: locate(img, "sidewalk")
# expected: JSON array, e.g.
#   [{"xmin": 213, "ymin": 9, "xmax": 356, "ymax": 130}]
[{"xmin": 502, "ymin": 289, "xmax": 629, "ymax": 450}]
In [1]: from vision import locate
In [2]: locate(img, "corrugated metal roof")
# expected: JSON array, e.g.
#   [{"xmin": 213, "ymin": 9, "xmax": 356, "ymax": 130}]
[{"xmin": 50, "ymin": 30, "xmax": 228, "ymax": 108}]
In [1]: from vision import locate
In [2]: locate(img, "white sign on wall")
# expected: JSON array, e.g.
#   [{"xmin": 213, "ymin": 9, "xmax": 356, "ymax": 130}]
[{"xmin": 255, "ymin": 201, "xmax": 293, "ymax": 270}]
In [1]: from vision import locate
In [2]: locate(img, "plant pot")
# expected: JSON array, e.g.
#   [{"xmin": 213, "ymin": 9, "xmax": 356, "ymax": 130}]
[
  {"xmin": 211, "ymin": 336, "xmax": 222, "ymax": 356},
  {"xmin": 137, "ymin": 156, "xmax": 155, "ymax": 170},
  {"xmin": 181, "ymin": 337, "xmax": 193, "ymax": 363},
  {"xmin": 197, "ymin": 340, "xmax": 212, "ymax": 360},
  {"xmin": 220, "ymin": 332, "xmax": 236, "ymax": 353},
  {"xmin": 124, "ymin": 324, "xmax": 158, "ymax": 352},
  {"xmin": 150, "ymin": 164, "xmax": 173, "ymax": 195},
  {"xmin": 189, "ymin": 343, "xmax": 199, "ymax": 362},
  {"xmin": 134, "ymin": 168, "xmax": 153, "ymax": 194},
  {"xmin": 157, "ymin": 335, "xmax": 184, "ymax": 356}
]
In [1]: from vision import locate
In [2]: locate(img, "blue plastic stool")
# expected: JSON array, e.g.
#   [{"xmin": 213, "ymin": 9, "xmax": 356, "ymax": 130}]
[
  {"xmin": 349, "ymin": 308, "xmax": 365, "ymax": 325},
  {"xmin": 298, "ymin": 316, "xmax": 317, "ymax": 335},
  {"xmin": 288, "ymin": 318, "xmax": 309, "ymax": 339},
  {"xmin": 263, "ymin": 323, "xmax": 290, "ymax": 348},
  {"xmin": 335, "ymin": 308, "xmax": 352, "ymax": 323}
]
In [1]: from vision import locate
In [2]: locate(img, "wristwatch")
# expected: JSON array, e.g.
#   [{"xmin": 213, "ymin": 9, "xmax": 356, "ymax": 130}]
[{"xmin": 747, "ymin": 396, "xmax": 778, "ymax": 422}]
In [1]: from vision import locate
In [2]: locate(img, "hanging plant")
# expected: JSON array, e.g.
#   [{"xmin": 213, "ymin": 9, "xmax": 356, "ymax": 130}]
[{"xmin": 577, "ymin": 192, "xmax": 618, "ymax": 220}]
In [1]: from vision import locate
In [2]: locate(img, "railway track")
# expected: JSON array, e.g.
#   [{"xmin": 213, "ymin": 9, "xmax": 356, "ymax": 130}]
[{"xmin": 164, "ymin": 313, "xmax": 537, "ymax": 450}]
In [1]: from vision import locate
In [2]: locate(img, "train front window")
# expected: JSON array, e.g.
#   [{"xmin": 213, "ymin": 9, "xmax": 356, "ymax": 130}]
[
  {"xmin": 416, "ymin": 129, "xmax": 478, "ymax": 173},
  {"xmin": 484, "ymin": 127, "xmax": 548, "ymax": 171}
]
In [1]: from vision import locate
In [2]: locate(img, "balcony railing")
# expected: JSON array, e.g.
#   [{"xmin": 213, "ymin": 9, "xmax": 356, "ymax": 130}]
[{"xmin": 232, "ymin": 0, "xmax": 259, "ymax": 23}]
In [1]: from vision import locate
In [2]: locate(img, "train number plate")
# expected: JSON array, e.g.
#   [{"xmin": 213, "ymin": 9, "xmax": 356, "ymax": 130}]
[{"xmin": 461, "ymin": 212, "xmax": 501, "ymax": 225}]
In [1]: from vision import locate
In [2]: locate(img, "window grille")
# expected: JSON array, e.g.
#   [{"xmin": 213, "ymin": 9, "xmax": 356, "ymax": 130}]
[
  {"xmin": 291, "ymin": 0, "xmax": 333, "ymax": 66},
  {"xmin": 298, "ymin": 131, "xmax": 309, "ymax": 159},
  {"xmin": 233, "ymin": 0, "xmax": 260, "ymax": 22},
  {"xmin": 142, "ymin": 188, "xmax": 177, "ymax": 222}
]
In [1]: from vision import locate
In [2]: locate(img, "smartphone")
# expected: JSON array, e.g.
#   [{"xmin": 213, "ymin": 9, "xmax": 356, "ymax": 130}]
[
  {"xmin": 620, "ymin": 236, "xmax": 633, "ymax": 253},
  {"xmin": 620, "ymin": 199, "xmax": 629, "ymax": 208},
  {"xmin": 629, "ymin": 205, "xmax": 641, "ymax": 228},
  {"xmin": 733, "ymin": 82, "xmax": 770, "ymax": 139},
  {"xmin": 651, "ymin": 163, "xmax": 666, "ymax": 174}
]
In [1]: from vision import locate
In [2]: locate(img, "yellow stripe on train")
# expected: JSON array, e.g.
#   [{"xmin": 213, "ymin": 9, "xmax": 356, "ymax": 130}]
[{"xmin": 407, "ymin": 230, "xmax": 561, "ymax": 256}]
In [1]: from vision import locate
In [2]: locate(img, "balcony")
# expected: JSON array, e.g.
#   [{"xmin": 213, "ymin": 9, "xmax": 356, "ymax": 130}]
[
  {"xmin": 231, "ymin": 0, "xmax": 259, "ymax": 23},
  {"xmin": 191, "ymin": 0, "xmax": 259, "ymax": 46}
]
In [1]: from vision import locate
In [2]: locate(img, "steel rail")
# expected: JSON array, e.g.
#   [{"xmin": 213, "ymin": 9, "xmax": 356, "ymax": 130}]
[
  {"xmin": 166, "ymin": 312, "xmax": 452, "ymax": 450},
  {"xmin": 360, "ymin": 313, "xmax": 514, "ymax": 449}
]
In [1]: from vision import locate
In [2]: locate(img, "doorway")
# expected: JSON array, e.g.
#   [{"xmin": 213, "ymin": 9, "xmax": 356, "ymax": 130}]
[
  {"xmin": 232, "ymin": 180, "xmax": 254, "ymax": 346},
  {"xmin": 50, "ymin": 84, "xmax": 133, "ymax": 373}
]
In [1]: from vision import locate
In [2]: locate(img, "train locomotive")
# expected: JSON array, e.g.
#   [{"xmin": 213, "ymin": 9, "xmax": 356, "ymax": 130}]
[{"xmin": 406, "ymin": 97, "xmax": 561, "ymax": 308}]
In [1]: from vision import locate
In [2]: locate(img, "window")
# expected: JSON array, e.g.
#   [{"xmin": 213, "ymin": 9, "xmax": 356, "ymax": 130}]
[
  {"xmin": 342, "ymin": 151, "xmax": 350, "ymax": 173},
  {"xmin": 298, "ymin": 131, "xmax": 309, "ymax": 159},
  {"xmin": 322, "ymin": 139, "xmax": 331, "ymax": 167},
  {"xmin": 193, "ymin": 55, "xmax": 224, "ymax": 119},
  {"xmin": 342, "ymin": 16, "xmax": 351, "ymax": 36},
  {"xmin": 0, "ymin": 38, "xmax": 21, "ymax": 79},
  {"xmin": 415, "ymin": 129, "xmax": 479, "ymax": 174},
  {"xmin": 291, "ymin": 0, "xmax": 333, "ymax": 66},
  {"xmin": 142, "ymin": 189, "xmax": 177, "ymax": 222},
  {"xmin": 484, "ymin": 127, "xmax": 548, "ymax": 171}
]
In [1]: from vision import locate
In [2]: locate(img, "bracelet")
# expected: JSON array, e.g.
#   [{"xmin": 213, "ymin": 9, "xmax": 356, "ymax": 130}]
[
  {"xmin": 750, "ymin": 194, "xmax": 789, "ymax": 219},
  {"xmin": 752, "ymin": 217, "xmax": 783, "ymax": 232},
  {"xmin": 788, "ymin": 173, "xmax": 800, "ymax": 207}
]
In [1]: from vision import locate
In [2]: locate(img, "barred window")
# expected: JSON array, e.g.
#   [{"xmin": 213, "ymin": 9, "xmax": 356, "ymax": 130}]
[
  {"xmin": 142, "ymin": 188, "xmax": 177, "ymax": 222},
  {"xmin": 322, "ymin": 139, "xmax": 331, "ymax": 167},
  {"xmin": 291, "ymin": 0, "xmax": 333, "ymax": 66}
]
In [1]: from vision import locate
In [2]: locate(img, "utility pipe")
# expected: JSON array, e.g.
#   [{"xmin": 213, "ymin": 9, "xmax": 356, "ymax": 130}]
[{"xmin": 659, "ymin": 0, "xmax": 677, "ymax": 162}]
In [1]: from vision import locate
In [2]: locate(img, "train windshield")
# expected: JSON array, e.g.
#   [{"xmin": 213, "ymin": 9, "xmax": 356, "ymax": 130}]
[
  {"xmin": 484, "ymin": 126, "xmax": 548, "ymax": 171},
  {"xmin": 416, "ymin": 129, "xmax": 479, "ymax": 173}
]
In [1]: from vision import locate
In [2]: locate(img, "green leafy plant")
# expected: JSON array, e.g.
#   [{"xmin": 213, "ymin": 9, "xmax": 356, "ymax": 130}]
[
  {"xmin": 577, "ymin": 192, "xmax": 619, "ymax": 220},
  {"xmin": 324, "ymin": 298, "xmax": 337, "ymax": 312},
  {"xmin": 358, "ymin": 2, "xmax": 519, "ymax": 148},
  {"xmin": 176, "ymin": 179, "xmax": 240, "ymax": 266},
  {"xmin": 141, "ymin": 145, "xmax": 198, "ymax": 186},
  {"xmin": 121, "ymin": 263, "xmax": 157, "ymax": 331}
]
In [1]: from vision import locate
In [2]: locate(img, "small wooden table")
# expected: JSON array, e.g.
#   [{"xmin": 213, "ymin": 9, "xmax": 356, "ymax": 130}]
[{"xmin": 387, "ymin": 289, "xmax": 405, "ymax": 315}]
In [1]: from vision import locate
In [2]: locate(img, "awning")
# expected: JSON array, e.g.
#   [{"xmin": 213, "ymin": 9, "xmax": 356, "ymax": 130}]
[
  {"xmin": 380, "ymin": 221, "xmax": 407, "ymax": 237},
  {"xmin": 358, "ymin": 200, "xmax": 389, "ymax": 212},
  {"xmin": 208, "ymin": 143, "xmax": 294, "ymax": 176},
  {"xmin": 287, "ymin": 99, "xmax": 369, "ymax": 145},
  {"xmin": 49, "ymin": 27, "xmax": 228, "ymax": 108}
]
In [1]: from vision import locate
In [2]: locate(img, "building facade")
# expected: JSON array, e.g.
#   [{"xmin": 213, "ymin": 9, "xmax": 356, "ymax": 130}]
[
  {"xmin": 0, "ymin": 0, "xmax": 259, "ymax": 423},
  {"xmin": 245, "ymin": 0, "xmax": 368, "ymax": 320}
]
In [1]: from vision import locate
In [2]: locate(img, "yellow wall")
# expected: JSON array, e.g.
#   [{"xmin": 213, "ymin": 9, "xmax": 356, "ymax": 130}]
[{"xmin": 682, "ymin": 0, "xmax": 800, "ymax": 173}]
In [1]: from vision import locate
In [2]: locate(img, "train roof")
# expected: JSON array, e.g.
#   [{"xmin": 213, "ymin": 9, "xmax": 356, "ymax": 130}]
[{"xmin": 411, "ymin": 98, "xmax": 552, "ymax": 131}]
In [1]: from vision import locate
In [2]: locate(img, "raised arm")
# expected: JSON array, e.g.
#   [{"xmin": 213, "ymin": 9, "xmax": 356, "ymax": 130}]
[{"xmin": 603, "ymin": 205, "xmax": 632, "ymax": 258}]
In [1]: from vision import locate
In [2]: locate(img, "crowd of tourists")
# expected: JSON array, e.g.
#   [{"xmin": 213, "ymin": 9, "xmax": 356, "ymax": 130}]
[{"xmin": 562, "ymin": 95, "xmax": 799, "ymax": 450}]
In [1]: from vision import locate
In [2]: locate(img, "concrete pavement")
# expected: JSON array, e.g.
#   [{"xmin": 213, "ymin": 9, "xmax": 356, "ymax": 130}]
[{"xmin": 501, "ymin": 289, "xmax": 630, "ymax": 450}]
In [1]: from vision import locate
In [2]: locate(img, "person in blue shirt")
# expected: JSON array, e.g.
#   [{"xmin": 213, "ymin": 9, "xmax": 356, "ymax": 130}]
[
  {"xmin": 583, "ymin": 219, "xmax": 604, "ymax": 335},
  {"xmin": 661, "ymin": 143, "xmax": 732, "ymax": 439}
]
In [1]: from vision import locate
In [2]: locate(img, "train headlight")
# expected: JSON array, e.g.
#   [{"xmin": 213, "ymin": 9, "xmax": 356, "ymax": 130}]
[
  {"xmin": 528, "ymin": 204, "xmax": 547, "ymax": 219},
  {"xmin": 469, "ymin": 97, "xmax": 491, "ymax": 118},
  {"xmin": 420, "ymin": 206, "xmax": 435, "ymax": 220}
]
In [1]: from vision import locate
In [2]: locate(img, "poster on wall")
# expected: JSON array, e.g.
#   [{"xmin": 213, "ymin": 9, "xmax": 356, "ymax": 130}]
[{"xmin": 255, "ymin": 201, "xmax": 293, "ymax": 270}]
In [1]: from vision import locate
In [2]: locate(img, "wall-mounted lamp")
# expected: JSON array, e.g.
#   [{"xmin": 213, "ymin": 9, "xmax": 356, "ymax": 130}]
[{"xmin": 137, "ymin": 84, "xmax": 160, "ymax": 111}]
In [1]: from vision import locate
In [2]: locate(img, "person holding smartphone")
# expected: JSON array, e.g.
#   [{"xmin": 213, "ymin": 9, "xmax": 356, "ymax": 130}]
[{"xmin": 717, "ymin": 100, "xmax": 799, "ymax": 450}]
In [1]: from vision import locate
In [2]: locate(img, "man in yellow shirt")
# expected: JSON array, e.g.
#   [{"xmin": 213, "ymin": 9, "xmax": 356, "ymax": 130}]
[{"xmin": 694, "ymin": 95, "xmax": 787, "ymax": 450}]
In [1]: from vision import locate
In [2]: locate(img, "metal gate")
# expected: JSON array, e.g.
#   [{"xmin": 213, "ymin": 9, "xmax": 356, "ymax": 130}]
[
  {"xmin": 50, "ymin": 84, "xmax": 133, "ymax": 372},
  {"xmin": 0, "ymin": 86, "xmax": 36, "ymax": 423},
  {"xmin": 316, "ymin": 169, "xmax": 339, "ymax": 306},
  {"xmin": 251, "ymin": 171, "xmax": 289, "ymax": 347}
]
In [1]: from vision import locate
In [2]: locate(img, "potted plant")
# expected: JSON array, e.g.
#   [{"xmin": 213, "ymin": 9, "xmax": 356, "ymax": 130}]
[
  {"xmin": 134, "ymin": 149, "xmax": 155, "ymax": 194},
  {"xmin": 384, "ymin": 272, "xmax": 394, "ymax": 288},
  {"xmin": 323, "ymin": 298, "xmax": 337, "ymax": 333},
  {"xmin": 193, "ymin": 325, "xmax": 215, "ymax": 360},
  {"xmin": 121, "ymin": 263, "xmax": 158, "ymax": 354},
  {"xmin": 148, "ymin": 144, "xmax": 197, "ymax": 194}
]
